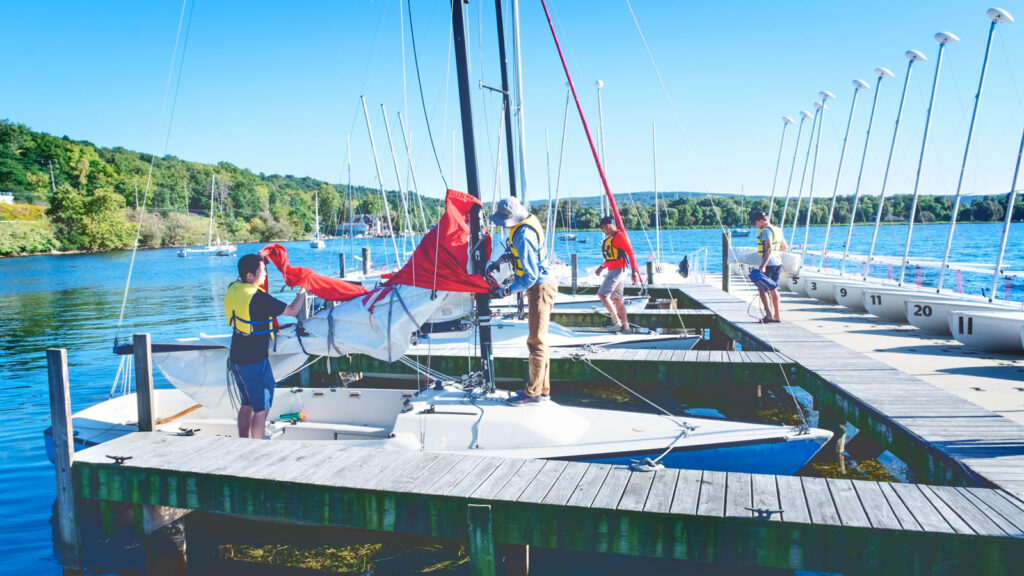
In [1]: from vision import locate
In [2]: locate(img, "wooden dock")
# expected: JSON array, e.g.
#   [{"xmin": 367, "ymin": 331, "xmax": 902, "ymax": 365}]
[
  {"xmin": 674, "ymin": 284, "xmax": 1024, "ymax": 498},
  {"xmin": 332, "ymin": 343, "xmax": 795, "ymax": 388},
  {"xmin": 73, "ymin": 433, "xmax": 1024, "ymax": 575},
  {"xmin": 47, "ymin": 278, "xmax": 1024, "ymax": 573}
]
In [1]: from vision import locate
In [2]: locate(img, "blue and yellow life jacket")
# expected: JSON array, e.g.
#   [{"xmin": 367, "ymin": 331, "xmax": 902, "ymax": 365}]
[
  {"xmin": 757, "ymin": 224, "xmax": 784, "ymax": 258},
  {"xmin": 224, "ymin": 282, "xmax": 275, "ymax": 336},
  {"xmin": 507, "ymin": 214, "xmax": 546, "ymax": 277}
]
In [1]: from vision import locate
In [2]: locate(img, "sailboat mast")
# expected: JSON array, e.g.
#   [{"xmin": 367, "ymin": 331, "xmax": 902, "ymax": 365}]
[
  {"xmin": 937, "ymin": 10, "xmax": 1011, "ymax": 292},
  {"xmin": 865, "ymin": 50, "xmax": 924, "ymax": 278},
  {"xmin": 452, "ymin": 0, "xmax": 494, "ymax": 390},
  {"xmin": 899, "ymin": 32, "xmax": 958, "ymax": 285},
  {"xmin": 653, "ymin": 123, "xmax": 660, "ymax": 260},
  {"xmin": 511, "ymin": 0, "xmax": 528, "ymax": 207},
  {"xmin": 494, "ymin": 0, "xmax": 518, "ymax": 199},
  {"xmin": 314, "ymin": 188, "xmax": 320, "ymax": 240},
  {"xmin": 989, "ymin": 124, "xmax": 1024, "ymax": 301},
  {"xmin": 207, "ymin": 174, "xmax": 216, "ymax": 246}
]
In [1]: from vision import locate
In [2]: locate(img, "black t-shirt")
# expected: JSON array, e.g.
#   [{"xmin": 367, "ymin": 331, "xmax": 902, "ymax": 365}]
[{"xmin": 229, "ymin": 290, "xmax": 287, "ymax": 365}]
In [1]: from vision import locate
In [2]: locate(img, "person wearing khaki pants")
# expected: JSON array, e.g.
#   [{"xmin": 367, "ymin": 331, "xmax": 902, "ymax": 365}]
[
  {"xmin": 488, "ymin": 196, "xmax": 555, "ymax": 406},
  {"xmin": 525, "ymin": 278, "xmax": 558, "ymax": 400}
]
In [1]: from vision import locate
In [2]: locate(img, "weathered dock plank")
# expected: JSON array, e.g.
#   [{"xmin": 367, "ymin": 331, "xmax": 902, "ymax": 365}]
[{"xmin": 73, "ymin": 434, "xmax": 1024, "ymax": 576}]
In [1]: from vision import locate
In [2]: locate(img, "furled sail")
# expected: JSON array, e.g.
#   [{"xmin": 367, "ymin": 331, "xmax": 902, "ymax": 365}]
[{"xmin": 153, "ymin": 189, "xmax": 492, "ymax": 411}]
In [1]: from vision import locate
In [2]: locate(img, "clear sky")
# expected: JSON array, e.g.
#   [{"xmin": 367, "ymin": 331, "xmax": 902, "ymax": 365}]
[{"xmin": 3, "ymin": 1, "xmax": 1022, "ymax": 205}]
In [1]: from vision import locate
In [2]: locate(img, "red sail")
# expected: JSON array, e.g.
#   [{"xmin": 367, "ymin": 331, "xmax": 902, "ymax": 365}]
[
  {"xmin": 259, "ymin": 188, "xmax": 490, "ymax": 300},
  {"xmin": 385, "ymin": 189, "xmax": 491, "ymax": 293},
  {"xmin": 259, "ymin": 244, "xmax": 368, "ymax": 302}
]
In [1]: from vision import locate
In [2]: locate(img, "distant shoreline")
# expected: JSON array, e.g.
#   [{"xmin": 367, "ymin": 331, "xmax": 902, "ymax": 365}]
[{"xmin": 1, "ymin": 220, "xmax": 1013, "ymax": 259}]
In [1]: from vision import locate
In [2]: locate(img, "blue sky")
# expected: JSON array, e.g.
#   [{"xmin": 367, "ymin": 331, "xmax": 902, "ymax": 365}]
[{"xmin": 3, "ymin": 1, "xmax": 1023, "ymax": 205}]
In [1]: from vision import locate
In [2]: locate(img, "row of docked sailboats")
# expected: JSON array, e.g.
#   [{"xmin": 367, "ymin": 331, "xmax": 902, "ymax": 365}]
[
  {"xmin": 45, "ymin": 1, "xmax": 832, "ymax": 477},
  {"xmin": 779, "ymin": 8, "xmax": 1023, "ymax": 354},
  {"xmin": 47, "ymin": 189, "xmax": 828, "ymax": 475}
]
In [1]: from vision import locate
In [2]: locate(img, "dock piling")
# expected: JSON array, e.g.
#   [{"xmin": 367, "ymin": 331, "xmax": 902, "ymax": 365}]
[
  {"xmin": 571, "ymin": 253, "xmax": 578, "ymax": 295},
  {"xmin": 721, "ymin": 231, "xmax": 731, "ymax": 292},
  {"xmin": 133, "ymin": 334, "xmax": 154, "ymax": 432},
  {"xmin": 339, "ymin": 252, "xmax": 346, "ymax": 278},
  {"xmin": 647, "ymin": 261, "xmax": 654, "ymax": 285},
  {"xmin": 362, "ymin": 247, "xmax": 371, "ymax": 276},
  {"xmin": 467, "ymin": 504, "xmax": 497, "ymax": 576},
  {"xmin": 46, "ymin": 348, "xmax": 82, "ymax": 571}
]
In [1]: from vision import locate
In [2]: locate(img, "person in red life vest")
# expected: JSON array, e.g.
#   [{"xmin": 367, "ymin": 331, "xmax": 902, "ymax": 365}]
[
  {"xmin": 224, "ymin": 254, "xmax": 307, "ymax": 438},
  {"xmin": 489, "ymin": 196, "xmax": 557, "ymax": 406},
  {"xmin": 594, "ymin": 216, "xmax": 641, "ymax": 331},
  {"xmin": 752, "ymin": 209, "xmax": 787, "ymax": 323}
]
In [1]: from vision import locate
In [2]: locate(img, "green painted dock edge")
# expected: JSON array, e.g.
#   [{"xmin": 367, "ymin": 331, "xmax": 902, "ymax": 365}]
[
  {"xmin": 73, "ymin": 446, "xmax": 1024, "ymax": 575},
  {"xmin": 327, "ymin": 348, "xmax": 795, "ymax": 389}
]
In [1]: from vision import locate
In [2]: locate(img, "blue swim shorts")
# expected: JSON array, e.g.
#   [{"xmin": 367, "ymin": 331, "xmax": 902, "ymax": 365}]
[{"xmin": 232, "ymin": 359, "xmax": 276, "ymax": 413}]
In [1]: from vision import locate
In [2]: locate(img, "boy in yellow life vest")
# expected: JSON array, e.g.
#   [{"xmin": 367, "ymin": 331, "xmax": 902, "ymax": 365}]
[
  {"xmin": 488, "ymin": 196, "xmax": 557, "ymax": 406},
  {"xmin": 752, "ymin": 210, "xmax": 787, "ymax": 323},
  {"xmin": 224, "ymin": 254, "xmax": 307, "ymax": 438},
  {"xmin": 595, "ymin": 216, "xmax": 642, "ymax": 332}
]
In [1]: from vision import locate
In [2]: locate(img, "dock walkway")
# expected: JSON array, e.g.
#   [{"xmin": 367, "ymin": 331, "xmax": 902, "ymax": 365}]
[
  {"xmin": 74, "ymin": 433, "xmax": 1024, "ymax": 575},
  {"xmin": 677, "ymin": 284, "xmax": 1024, "ymax": 499}
]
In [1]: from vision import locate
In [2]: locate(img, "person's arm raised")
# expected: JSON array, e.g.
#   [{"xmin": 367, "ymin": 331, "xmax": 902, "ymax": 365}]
[{"xmin": 282, "ymin": 288, "xmax": 308, "ymax": 317}]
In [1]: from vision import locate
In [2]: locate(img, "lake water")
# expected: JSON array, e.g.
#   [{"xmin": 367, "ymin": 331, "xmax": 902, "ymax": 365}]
[{"xmin": 1, "ymin": 222, "xmax": 1021, "ymax": 573}]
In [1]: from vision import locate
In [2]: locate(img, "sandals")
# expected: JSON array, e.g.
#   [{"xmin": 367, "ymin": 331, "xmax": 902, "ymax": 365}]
[{"xmin": 761, "ymin": 316, "xmax": 781, "ymax": 323}]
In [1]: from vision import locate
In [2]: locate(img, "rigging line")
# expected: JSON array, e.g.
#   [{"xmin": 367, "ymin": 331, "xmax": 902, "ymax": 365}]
[
  {"xmin": 550, "ymin": 88, "xmax": 572, "ymax": 250},
  {"xmin": 476, "ymin": 0, "xmax": 494, "ymax": 179},
  {"xmin": 407, "ymin": 0, "xmax": 449, "ymax": 189},
  {"xmin": 997, "ymin": 33, "xmax": 1024, "ymax": 118},
  {"xmin": 624, "ymin": 0, "xmax": 711, "ymax": 194},
  {"xmin": 162, "ymin": 0, "xmax": 197, "ymax": 154},
  {"xmin": 116, "ymin": 0, "xmax": 191, "ymax": 332}
]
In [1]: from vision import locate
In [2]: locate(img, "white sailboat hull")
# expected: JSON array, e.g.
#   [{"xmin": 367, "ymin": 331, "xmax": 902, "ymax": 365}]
[
  {"xmin": 905, "ymin": 298, "xmax": 1020, "ymax": 335},
  {"xmin": 861, "ymin": 287, "xmax": 926, "ymax": 323},
  {"xmin": 46, "ymin": 386, "xmax": 831, "ymax": 476},
  {"xmin": 949, "ymin": 310, "xmax": 1024, "ymax": 354}
]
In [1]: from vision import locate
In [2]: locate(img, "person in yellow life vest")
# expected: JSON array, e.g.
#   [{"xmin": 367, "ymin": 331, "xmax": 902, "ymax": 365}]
[
  {"xmin": 594, "ymin": 216, "xmax": 642, "ymax": 332},
  {"xmin": 488, "ymin": 196, "xmax": 557, "ymax": 407},
  {"xmin": 225, "ymin": 254, "xmax": 307, "ymax": 438},
  {"xmin": 752, "ymin": 209, "xmax": 787, "ymax": 323}
]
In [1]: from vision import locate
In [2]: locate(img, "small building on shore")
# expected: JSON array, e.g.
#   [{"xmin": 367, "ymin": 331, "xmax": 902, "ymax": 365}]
[
  {"xmin": 335, "ymin": 214, "xmax": 387, "ymax": 237},
  {"xmin": 0, "ymin": 192, "xmax": 13, "ymax": 205}
]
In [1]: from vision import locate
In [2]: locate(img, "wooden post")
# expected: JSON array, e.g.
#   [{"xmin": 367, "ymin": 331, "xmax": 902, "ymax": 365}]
[
  {"xmin": 570, "ymin": 253, "xmax": 578, "ymax": 295},
  {"xmin": 362, "ymin": 247, "xmax": 371, "ymax": 276},
  {"xmin": 133, "ymin": 334, "xmax": 155, "ymax": 432},
  {"xmin": 721, "ymin": 230, "xmax": 731, "ymax": 292},
  {"xmin": 339, "ymin": 252, "xmax": 346, "ymax": 278},
  {"xmin": 818, "ymin": 407, "xmax": 848, "ymax": 473},
  {"xmin": 46, "ymin": 348, "xmax": 82, "ymax": 570},
  {"xmin": 646, "ymin": 260, "xmax": 655, "ymax": 285},
  {"xmin": 467, "ymin": 504, "xmax": 496, "ymax": 576}
]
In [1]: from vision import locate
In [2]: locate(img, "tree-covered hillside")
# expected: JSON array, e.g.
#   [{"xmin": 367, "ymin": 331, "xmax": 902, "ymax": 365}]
[
  {"xmin": 0, "ymin": 120, "xmax": 441, "ymax": 254},
  {"xmin": 1, "ymin": 119, "xmax": 1020, "ymax": 256}
]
